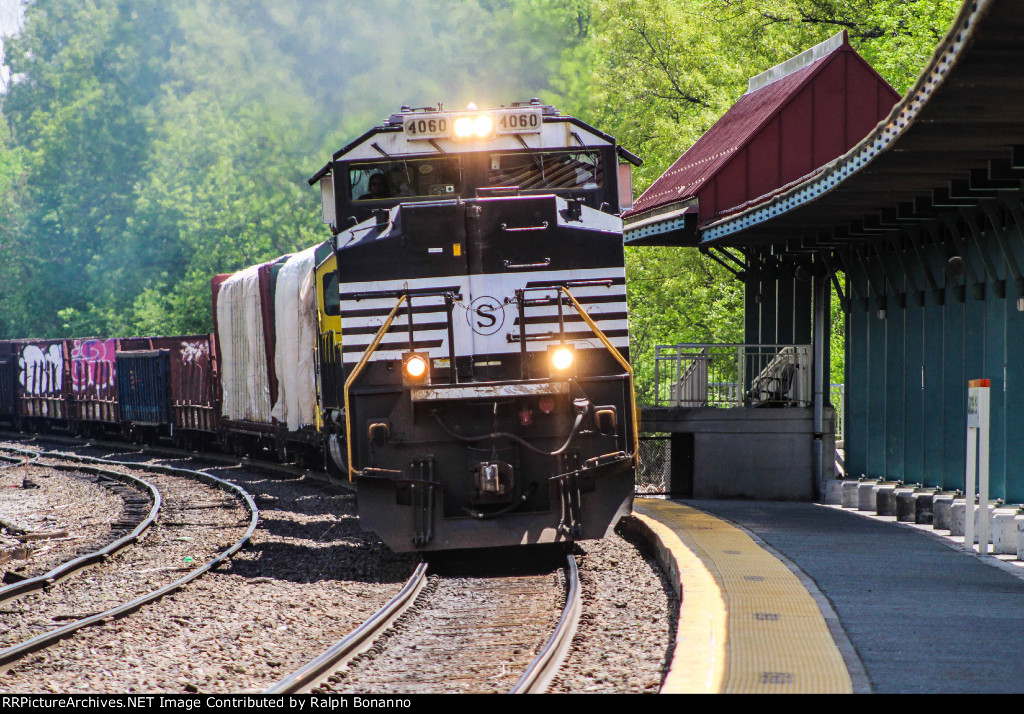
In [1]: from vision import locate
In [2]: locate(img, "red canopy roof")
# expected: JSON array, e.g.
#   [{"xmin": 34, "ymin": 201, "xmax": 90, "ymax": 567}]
[{"xmin": 626, "ymin": 32, "xmax": 900, "ymax": 241}]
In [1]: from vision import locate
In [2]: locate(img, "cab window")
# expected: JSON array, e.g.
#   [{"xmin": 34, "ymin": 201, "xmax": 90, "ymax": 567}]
[
  {"xmin": 349, "ymin": 158, "xmax": 464, "ymax": 201},
  {"xmin": 489, "ymin": 151, "xmax": 602, "ymax": 192},
  {"xmin": 322, "ymin": 271, "xmax": 339, "ymax": 316}
]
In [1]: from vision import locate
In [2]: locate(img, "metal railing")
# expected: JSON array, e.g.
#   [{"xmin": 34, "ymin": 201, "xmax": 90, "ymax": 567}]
[
  {"xmin": 830, "ymin": 383, "xmax": 844, "ymax": 443},
  {"xmin": 653, "ymin": 343, "xmax": 812, "ymax": 408}
]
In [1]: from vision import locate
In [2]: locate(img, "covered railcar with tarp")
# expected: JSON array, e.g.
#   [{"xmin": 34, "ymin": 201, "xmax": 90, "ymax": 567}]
[{"xmin": 212, "ymin": 242, "xmax": 334, "ymax": 464}]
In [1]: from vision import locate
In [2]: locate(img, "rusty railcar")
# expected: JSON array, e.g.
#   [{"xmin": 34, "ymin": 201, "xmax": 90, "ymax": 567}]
[
  {"xmin": 15, "ymin": 339, "xmax": 70, "ymax": 430},
  {"xmin": 67, "ymin": 338, "xmax": 120, "ymax": 436},
  {"xmin": 112, "ymin": 335, "xmax": 219, "ymax": 447}
]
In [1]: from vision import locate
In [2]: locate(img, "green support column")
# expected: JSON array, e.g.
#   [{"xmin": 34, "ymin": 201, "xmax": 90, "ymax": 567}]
[
  {"xmin": 795, "ymin": 273, "xmax": 813, "ymax": 346},
  {"xmin": 903, "ymin": 296, "xmax": 924, "ymax": 485},
  {"xmin": 867, "ymin": 265, "xmax": 888, "ymax": 479},
  {"xmin": 760, "ymin": 261, "xmax": 778, "ymax": 345},
  {"xmin": 846, "ymin": 300, "xmax": 868, "ymax": 479},
  {"xmin": 1005, "ymin": 278, "xmax": 1024, "ymax": 503},
  {"xmin": 744, "ymin": 264, "xmax": 761, "ymax": 346},
  {"xmin": 882, "ymin": 312, "xmax": 905, "ymax": 482},
  {"xmin": 922, "ymin": 296, "xmax": 946, "ymax": 488},
  {"xmin": 983, "ymin": 239, "xmax": 1006, "ymax": 501},
  {"xmin": 777, "ymin": 269, "xmax": 795, "ymax": 344},
  {"xmin": 942, "ymin": 292, "xmax": 966, "ymax": 491}
]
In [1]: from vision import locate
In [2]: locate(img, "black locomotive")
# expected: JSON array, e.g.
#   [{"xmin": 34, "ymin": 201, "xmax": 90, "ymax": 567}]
[
  {"xmin": 310, "ymin": 101, "xmax": 641, "ymax": 550},
  {"xmin": 0, "ymin": 101, "xmax": 641, "ymax": 553}
]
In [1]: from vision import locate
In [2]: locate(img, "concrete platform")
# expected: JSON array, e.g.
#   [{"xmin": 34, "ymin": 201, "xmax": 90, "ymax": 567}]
[{"xmin": 632, "ymin": 498, "xmax": 1024, "ymax": 694}]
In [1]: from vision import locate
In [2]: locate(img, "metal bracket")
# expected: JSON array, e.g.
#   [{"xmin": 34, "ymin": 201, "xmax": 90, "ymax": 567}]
[
  {"xmin": 987, "ymin": 201, "xmax": 1024, "ymax": 298},
  {"xmin": 963, "ymin": 208, "xmax": 1006, "ymax": 298},
  {"xmin": 907, "ymin": 228, "xmax": 944, "ymax": 306},
  {"xmin": 819, "ymin": 252, "xmax": 850, "ymax": 313}
]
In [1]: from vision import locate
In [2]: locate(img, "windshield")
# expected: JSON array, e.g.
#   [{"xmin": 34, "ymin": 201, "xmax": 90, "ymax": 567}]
[
  {"xmin": 349, "ymin": 157, "xmax": 464, "ymax": 201},
  {"xmin": 489, "ymin": 150, "xmax": 602, "ymax": 192}
]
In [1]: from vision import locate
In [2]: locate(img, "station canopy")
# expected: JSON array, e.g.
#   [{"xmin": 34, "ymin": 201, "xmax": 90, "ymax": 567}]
[{"xmin": 624, "ymin": 0, "xmax": 1024, "ymax": 256}]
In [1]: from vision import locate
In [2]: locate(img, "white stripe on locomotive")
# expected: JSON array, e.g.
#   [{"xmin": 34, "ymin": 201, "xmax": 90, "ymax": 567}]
[{"xmin": 338, "ymin": 267, "xmax": 627, "ymax": 364}]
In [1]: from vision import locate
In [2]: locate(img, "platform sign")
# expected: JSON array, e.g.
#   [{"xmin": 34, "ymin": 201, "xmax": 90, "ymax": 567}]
[{"xmin": 965, "ymin": 379, "xmax": 990, "ymax": 554}]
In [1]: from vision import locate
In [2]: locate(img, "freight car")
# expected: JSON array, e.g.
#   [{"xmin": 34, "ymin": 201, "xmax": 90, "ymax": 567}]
[
  {"xmin": 0, "ymin": 335, "xmax": 219, "ymax": 446},
  {"xmin": 0, "ymin": 101, "xmax": 641, "ymax": 553}
]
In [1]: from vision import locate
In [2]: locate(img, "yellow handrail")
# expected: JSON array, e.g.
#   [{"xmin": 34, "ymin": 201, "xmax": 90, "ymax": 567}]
[
  {"xmin": 343, "ymin": 295, "xmax": 407, "ymax": 481},
  {"xmin": 559, "ymin": 287, "xmax": 640, "ymax": 467}
]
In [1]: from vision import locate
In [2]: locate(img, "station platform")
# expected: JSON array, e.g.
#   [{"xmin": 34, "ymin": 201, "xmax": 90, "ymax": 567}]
[{"xmin": 632, "ymin": 498, "xmax": 1024, "ymax": 694}]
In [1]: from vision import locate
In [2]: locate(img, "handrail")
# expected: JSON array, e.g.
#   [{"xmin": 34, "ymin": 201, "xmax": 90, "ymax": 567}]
[
  {"xmin": 343, "ymin": 295, "xmax": 407, "ymax": 481},
  {"xmin": 558, "ymin": 287, "xmax": 640, "ymax": 467}
]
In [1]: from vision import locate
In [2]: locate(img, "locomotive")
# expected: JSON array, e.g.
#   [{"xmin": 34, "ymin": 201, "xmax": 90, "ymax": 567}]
[{"xmin": 0, "ymin": 101, "xmax": 641, "ymax": 553}]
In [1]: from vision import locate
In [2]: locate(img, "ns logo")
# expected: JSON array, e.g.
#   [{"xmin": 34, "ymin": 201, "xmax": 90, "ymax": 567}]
[{"xmin": 466, "ymin": 295, "xmax": 506, "ymax": 336}]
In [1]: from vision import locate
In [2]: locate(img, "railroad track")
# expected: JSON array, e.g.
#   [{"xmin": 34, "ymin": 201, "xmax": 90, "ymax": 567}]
[
  {"xmin": 0, "ymin": 445, "xmax": 161, "ymax": 605},
  {"xmin": 268, "ymin": 553, "xmax": 581, "ymax": 694},
  {"xmin": 0, "ymin": 445, "xmax": 258, "ymax": 672},
  {"xmin": 0, "ymin": 430, "xmax": 351, "ymax": 492}
]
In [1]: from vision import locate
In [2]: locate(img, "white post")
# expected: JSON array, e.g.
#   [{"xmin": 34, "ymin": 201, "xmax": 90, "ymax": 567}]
[{"xmin": 966, "ymin": 379, "xmax": 991, "ymax": 554}]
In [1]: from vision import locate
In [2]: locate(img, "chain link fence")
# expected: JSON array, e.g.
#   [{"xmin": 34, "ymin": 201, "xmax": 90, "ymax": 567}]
[{"xmin": 635, "ymin": 435, "xmax": 671, "ymax": 495}]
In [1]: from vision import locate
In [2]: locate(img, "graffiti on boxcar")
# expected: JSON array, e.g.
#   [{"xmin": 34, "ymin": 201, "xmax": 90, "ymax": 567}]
[
  {"xmin": 70, "ymin": 339, "xmax": 117, "ymax": 393},
  {"xmin": 19, "ymin": 344, "xmax": 63, "ymax": 396},
  {"xmin": 181, "ymin": 340, "xmax": 209, "ymax": 363}
]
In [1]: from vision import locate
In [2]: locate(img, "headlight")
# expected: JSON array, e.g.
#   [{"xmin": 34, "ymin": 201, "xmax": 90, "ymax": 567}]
[
  {"xmin": 473, "ymin": 114, "xmax": 493, "ymax": 137},
  {"xmin": 406, "ymin": 355, "xmax": 427, "ymax": 377},
  {"xmin": 402, "ymin": 352, "xmax": 430, "ymax": 385},
  {"xmin": 453, "ymin": 113, "xmax": 495, "ymax": 139},
  {"xmin": 454, "ymin": 116, "xmax": 475, "ymax": 138},
  {"xmin": 551, "ymin": 346, "xmax": 574, "ymax": 371}
]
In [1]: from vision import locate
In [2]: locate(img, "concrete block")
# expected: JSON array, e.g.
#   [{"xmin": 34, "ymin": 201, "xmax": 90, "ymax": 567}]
[
  {"xmin": 875, "ymin": 483, "xmax": 898, "ymax": 516},
  {"xmin": 894, "ymin": 487, "xmax": 917, "ymax": 522},
  {"xmin": 841, "ymin": 480, "xmax": 860, "ymax": 508},
  {"xmin": 991, "ymin": 509, "xmax": 1020, "ymax": 555},
  {"xmin": 950, "ymin": 501, "xmax": 995, "ymax": 542},
  {"xmin": 950, "ymin": 500, "xmax": 968, "ymax": 537},
  {"xmin": 822, "ymin": 478, "xmax": 843, "ymax": 505},
  {"xmin": 1014, "ymin": 518, "xmax": 1024, "ymax": 560},
  {"xmin": 913, "ymin": 491, "xmax": 936, "ymax": 525},
  {"xmin": 857, "ymin": 480, "xmax": 880, "ymax": 511},
  {"xmin": 933, "ymin": 494, "xmax": 956, "ymax": 531}
]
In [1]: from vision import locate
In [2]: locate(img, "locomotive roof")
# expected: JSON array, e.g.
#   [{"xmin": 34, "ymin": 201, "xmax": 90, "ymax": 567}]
[{"xmin": 308, "ymin": 102, "xmax": 640, "ymax": 186}]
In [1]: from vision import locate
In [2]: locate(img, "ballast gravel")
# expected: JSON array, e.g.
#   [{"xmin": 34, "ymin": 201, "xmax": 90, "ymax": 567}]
[
  {"xmin": 552, "ymin": 521, "xmax": 678, "ymax": 693},
  {"xmin": 0, "ymin": 440, "xmax": 677, "ymax": 693},
  {"xmin": 1, "ymin": 464, "xmax": 125, "ymax": 582}
]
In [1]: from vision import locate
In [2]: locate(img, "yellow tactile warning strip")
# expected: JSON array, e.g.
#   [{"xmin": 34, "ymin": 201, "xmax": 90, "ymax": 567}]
[{"xmin": 634, "ymin": 500, "xmax": 853, "ymax": 694}]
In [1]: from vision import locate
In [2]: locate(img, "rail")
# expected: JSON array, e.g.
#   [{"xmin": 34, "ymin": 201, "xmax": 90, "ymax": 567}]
[
  {"xmin": 0, "ymin": 448, "xmax": 258, "ymax": 670},
  {"xmin": 265, "ymin": 562, "xmax": 430, "ymax": 694},
  {"xmin": 653, "ymin": 343, "xmax": 812, "ymax": 408},
  {"xmin": 343, "ymin": 295, "xmax": 407, "ymax": 481},
  {"xmin": 0, "ymin": 447, "xmax": 162, "ymax": 606},
  {"xmin": 510, "ymin": 553, "xmax": 581, "ymax": 694}
]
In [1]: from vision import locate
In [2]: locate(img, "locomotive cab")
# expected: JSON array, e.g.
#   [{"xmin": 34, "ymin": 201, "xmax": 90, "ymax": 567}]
[
  {"xmin": 313, "ymin": 101, "xmax": 639, "ymax": 227},
  {"xmin": 310, "ymin": 102, "xmax": 641, "ymax": 552}
]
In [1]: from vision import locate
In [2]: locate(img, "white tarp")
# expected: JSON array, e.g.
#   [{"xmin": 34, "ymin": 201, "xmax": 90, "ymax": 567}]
[
  {"xmin": 217, "ymin": 264, "xmax": 273, "ymax": 422},
  {"xmin": 271, "ymin": 246, "xmax": 318, "ymax": 431}
]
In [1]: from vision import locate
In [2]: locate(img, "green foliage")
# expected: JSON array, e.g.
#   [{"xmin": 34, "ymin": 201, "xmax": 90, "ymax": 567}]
[
  {"xmin": 583, "ymin": 0, "xmax": 960, "ymax": 194},
  {"xmin": 0, "ymin": 0, "xmax": 963, "ymax": 405},
  {"xmin": 0, "ymin": 0, "xmax": 593, "ymax": 337}
]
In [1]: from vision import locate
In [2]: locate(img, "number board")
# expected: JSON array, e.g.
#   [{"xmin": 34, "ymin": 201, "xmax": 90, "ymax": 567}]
[
  {"xmin": 495, "ymin": 108, "xmax": 542, "ymax": 135},
  {"xmin": 404, "ymin": 114, "xmax": 451, "ymax": 141}
]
